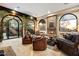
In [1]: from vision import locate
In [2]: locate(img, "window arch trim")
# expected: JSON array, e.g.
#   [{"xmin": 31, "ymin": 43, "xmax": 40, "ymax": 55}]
[{"xmin": 59, "ymin": 13, "xmax": 78, "ymax": 32}]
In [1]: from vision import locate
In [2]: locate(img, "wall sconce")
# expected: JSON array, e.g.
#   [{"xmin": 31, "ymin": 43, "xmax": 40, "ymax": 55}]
[
  {"xmin": 30, "ymin": 16, "xmax": 33, "ymax": 19},
  {"xmin": 39, "ymin": 23, "xmax": 43, "ymax": 26},
  {"xmin": 11, "ymin": 10, "xmax": 16, "ymax": 15}
]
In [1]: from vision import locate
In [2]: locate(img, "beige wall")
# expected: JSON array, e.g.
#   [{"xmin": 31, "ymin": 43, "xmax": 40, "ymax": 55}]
[
  {"xmin": 35, "ymin": 17, "xmax": 47, "ymax": 34},
  {"xmin": 37, "ymin": 11, "xmax": 79, "ymax": 37}
]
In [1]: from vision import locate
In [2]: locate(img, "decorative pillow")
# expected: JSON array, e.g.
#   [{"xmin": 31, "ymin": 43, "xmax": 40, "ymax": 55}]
[
  {"xmin": 63, "ymin": 34, "xmax": 67, "ymax": 39},
  {"xmin": 63, "ymin": 34, "xmax": 73, "ymax": 41},
  {"xmin": 71, "ymin": 35, "xmax": 76, "ymax": 42}
]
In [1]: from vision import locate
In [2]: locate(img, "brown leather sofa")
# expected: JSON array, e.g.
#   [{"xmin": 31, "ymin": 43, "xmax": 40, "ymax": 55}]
[
  {"xmin": 33, "ymin": 36, "xmax": 47, "ymax": 51},
  {"xmin": 22, "ymin": 34, "xmax": 32, "ymax": 44},
  {"xmin": 56, "ymin": 34, "xmax": 79, "ymax": 56}
]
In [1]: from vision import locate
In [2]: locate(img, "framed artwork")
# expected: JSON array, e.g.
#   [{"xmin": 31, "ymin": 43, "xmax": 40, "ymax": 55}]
[{"xmin": 47, "ymin": 16, "xmax": 57, "ymax": 36}]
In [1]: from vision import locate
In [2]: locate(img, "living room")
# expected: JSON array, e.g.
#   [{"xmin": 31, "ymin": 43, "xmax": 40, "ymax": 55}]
[{"xmin": 0, "ymin": 3, "xmax": 79, "ymax": 56}]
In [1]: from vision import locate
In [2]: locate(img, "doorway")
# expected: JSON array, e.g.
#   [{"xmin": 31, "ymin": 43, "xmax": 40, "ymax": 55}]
[{"xmin": 1, "ymin": 15, "xmax": 23, "ymax": 40}]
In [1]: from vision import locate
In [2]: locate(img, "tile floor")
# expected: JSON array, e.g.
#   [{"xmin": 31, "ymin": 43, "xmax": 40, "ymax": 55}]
[{"xmin": 0, "ymin": 38, "xmax": 65, "ymax": 56}]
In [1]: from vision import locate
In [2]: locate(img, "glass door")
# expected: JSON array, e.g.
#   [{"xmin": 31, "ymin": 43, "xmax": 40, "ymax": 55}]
[
  {"xmin": 7, "ymin": 19, "xmax": 19, "ymax": 39},
  {"xmin": 2, "ymin": 15, "xmax": 22, "ymax": 40}
]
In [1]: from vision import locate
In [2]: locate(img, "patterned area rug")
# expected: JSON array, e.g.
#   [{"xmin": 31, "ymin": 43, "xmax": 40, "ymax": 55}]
[{"xmin": 0, "ymin": 46, "xmax": 16, "ymax": 56}]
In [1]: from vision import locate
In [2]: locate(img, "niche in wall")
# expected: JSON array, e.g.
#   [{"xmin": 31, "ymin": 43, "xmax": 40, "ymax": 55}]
[
  {"xmin": 39, "ymin": 19, "xmax": 46, "ymax": 34},
  {"xmin": 47, "ymin": 16, "xmax": 57, "ymax": 37}
]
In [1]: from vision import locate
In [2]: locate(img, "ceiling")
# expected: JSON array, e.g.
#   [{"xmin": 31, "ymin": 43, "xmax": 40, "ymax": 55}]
[{"xmin": 0, "ymin": 3, "xmax": 79, "ymax": 17}]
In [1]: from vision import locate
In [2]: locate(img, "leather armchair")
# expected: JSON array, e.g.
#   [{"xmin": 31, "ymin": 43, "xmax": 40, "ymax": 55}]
[
  {"xmin": 22, "ymin": 34, "xmax": 32, "ymax": 44},
  {"xmin": 33, "ymin": 36, "xmax": 47, "ymax": 51}
]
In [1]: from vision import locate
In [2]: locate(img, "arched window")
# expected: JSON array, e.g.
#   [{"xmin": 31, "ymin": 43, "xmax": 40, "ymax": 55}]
[
  {"xmin": 1, "ymin": 15, "xmax": 23, "ymax": 39},
  {"xmin": 59, "ymin": 13, "xmax": 78, "ymax": 32}
]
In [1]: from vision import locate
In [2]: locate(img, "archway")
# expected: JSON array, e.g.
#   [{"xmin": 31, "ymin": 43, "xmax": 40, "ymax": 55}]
[
  {"xmin": 1, "ymin": 15, "xmax": 23, "ymax": 40},
  {"xmin": 26, "ymin": 20, "xmax": 35, "ymax": 34}
]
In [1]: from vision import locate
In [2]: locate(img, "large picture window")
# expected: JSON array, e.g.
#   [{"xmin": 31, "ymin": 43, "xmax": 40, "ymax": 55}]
[{"xmin": 59, "ymin": 13, "xmax": 78, "ymax": 32}]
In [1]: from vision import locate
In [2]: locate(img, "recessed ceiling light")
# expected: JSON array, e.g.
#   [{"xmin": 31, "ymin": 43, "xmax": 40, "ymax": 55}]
[
  {"xmin": 14, "ymin": 6, "xmax": 20, "ymax": 11},
  {"xmin": 14, "ymin": 8, "xmax": 17, "ymax": 11},
  {"xmin": 48, "ymin": 11, "xmax": 51, "ymax": 14}
]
